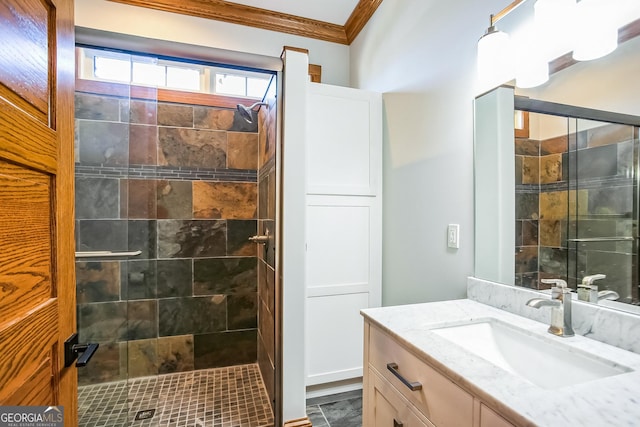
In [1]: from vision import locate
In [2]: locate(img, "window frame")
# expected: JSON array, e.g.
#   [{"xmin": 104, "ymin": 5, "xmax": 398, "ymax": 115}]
[{"xmin": 77, "ymin": 47, "xmax": 271, "ymax": 100}]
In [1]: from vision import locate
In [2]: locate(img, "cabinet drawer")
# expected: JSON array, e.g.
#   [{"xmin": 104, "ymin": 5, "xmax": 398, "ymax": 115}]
[
  {"xmin": 368, "ymin": 368, "xmax": 434, "ymax": 427},
  {"xmin": 369, "ymin": 325, "xmax": 474, "ymax": 426}
]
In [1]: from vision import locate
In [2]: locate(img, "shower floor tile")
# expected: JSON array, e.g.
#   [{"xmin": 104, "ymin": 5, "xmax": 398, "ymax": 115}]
[{"xmin": 78, "ymin": 364, "xmax": 274, "ymax": 427}]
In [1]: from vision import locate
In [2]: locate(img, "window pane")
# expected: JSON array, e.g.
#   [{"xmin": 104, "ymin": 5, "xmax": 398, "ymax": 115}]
[
  {"xmin": 94, "ymin": 56, "xmax": 131, "ymax": 83},
  {"xmin": 167, "ymin": 66, "xmax": 201, "ymax": 91},
  {"xmin": 247, "ymin": 77, "xmax": 270, "ymax": 99},
  {"xmin": 132, "ymin": 62, "xmax": 166, "ymax": 87},
  {"xmin": 216, "ymin": 73, "xmax": 246, "ymax": 96}
]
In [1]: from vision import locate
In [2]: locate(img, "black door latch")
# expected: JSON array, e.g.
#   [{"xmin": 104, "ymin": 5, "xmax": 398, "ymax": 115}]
[{"xmin": 64, "ymin": 333, "xmax": 99, "ymax": 367}]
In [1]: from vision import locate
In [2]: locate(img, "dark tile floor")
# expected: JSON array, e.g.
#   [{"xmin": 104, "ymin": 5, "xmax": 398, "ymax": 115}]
[{"xmin": 306, "ymin": 390, "xmax": 362, "ymax": 427}]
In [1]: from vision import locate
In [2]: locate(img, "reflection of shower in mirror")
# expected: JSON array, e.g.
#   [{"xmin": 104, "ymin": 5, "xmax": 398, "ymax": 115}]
[{"xmin": 474, "ymin": 85, "xmax": 640, "ymax": 314}]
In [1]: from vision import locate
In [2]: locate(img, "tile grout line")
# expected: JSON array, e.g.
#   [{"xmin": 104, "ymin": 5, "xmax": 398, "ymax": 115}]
[{"xmin": 318, "ymin": 404, "xmax": 331, "ymax": 427}]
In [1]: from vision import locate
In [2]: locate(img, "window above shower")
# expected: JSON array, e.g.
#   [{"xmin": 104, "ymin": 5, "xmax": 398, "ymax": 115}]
[{"xmin": 77, "ymin": 47, "xmax": 271, "ymax": 99}]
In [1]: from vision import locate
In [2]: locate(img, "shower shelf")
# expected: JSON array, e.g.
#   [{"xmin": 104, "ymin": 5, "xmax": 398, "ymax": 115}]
[
  {"xmin": 75, "ymin": 250, "xmax": 142, "ymax": 258},
  {"xmin": 566, "ymin": 237, "xmax": 635, "ymax": 243}
]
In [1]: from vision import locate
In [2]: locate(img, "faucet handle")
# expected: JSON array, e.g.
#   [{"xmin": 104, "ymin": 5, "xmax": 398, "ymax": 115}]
[
  {"xmin": 582, "ymin": 274, "xmax": 606, "ymax": 285},
  {"xmin": 541, "ymin": 279, "xmax": 568, "ymax": 289}
]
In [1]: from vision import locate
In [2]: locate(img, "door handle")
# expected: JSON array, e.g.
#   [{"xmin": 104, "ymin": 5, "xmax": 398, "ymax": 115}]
[
  {"xmin": 394, "ymin": 420, "xmax": 404, "ymax": 427},
  {"xmin": 74, "ymin": 343, "xmax": 99, "ymax": 367},
  {"xmin": 64, "ymin": 333, "xmax": 99, "ymax": 367},
  {"xmin": 387, "ymin": 362, "xmax": 423, "ymax": 391}
]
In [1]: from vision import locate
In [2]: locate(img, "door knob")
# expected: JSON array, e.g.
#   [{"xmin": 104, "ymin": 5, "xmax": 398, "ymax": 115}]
[{"xmin": 64, "ymin": 333, "xmax": 99, "ymax": 367}]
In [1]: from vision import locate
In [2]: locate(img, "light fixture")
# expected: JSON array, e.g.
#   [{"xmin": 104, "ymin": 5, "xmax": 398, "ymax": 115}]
[
  {"xmin": 515, "ymin": 44, "xmax": 549, "ymax": 88},
  {"xmin": 476, "ymin": 0, "xmax": 527, "ymax": 89},
  {"xmin": 508, "ymin": 16, "xmax": 550, "ymax": 89},
  {"xmin": 534, "ymin": 0, "xmax": 577, "ymax": 61},
  {"xmin": 534, "ymin": 0, "xmax": 575, "ymax": 25},
  {"xmin": 573, "ymin": 0, "xmax": 618, "ymax": 61},
  {"xmin": 477, "ymin": 16, "xmax": 514, "ymax": 88},
  {"xmin": 478, "ymin": 0, "xmax": 626, "ymax": 90}
]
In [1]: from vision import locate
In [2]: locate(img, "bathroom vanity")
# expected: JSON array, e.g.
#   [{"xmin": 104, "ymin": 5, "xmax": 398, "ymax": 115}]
[
  {"xmin": 362, "ymin": 292, "xmax": 640, "ymax": 426},
  {"xmin": 364, "ymin": 316, "xmax": 515, "ymax": 426}
]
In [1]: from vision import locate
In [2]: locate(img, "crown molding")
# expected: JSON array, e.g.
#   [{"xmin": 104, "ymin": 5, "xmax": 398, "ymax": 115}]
[
  {"xmin": 345, "ymin": 0, "xmax": 384, "ymax": 44},
  {"xmin": 107, "ymin": 0, "xmax": 383, "ymax": 45}
]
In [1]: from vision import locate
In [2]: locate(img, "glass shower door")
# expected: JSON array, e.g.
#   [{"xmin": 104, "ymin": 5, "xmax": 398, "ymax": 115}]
[{"xmin": 567, "ymin": 119, "xmax": 638, "ymax": 303}]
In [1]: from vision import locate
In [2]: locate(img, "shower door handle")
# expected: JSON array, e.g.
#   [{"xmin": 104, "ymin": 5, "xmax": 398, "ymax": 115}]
[
  {"xmin": 64, "ymin": 333, "xmax": 99, "ymax": 368},
  {"xmin": 249, "ymin": 234, "xmax": 270, "ymax": 244}
]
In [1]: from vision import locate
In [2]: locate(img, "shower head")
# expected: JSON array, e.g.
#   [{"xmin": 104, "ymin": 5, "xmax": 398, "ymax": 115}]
[{"xmin": 236, "ymin": 101, "xmax": 268, "ymax": 124}]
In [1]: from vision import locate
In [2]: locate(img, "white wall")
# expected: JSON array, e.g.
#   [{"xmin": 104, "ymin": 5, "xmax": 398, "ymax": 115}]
[
  {"xmin": 75, "ymin": 0, "xmax": 350, "ymax": 86},
  {"xmin": 349, "ymin": 0, "xmax": 513, "ymax": 305}
]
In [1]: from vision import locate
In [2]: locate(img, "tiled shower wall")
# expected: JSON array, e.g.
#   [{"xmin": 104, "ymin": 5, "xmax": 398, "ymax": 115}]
[
  {"xmin": 515, "ymin": 121, "xmax": 637, "ymax": 301},
  {"xmin": 75, "ymin": 89, "xmax": 262, "ymax": 385}
]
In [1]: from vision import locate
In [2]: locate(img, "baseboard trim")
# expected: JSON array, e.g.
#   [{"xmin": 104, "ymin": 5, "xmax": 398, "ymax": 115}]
[
  {"xmin": 306, "ymin": 377, "xmax": 363, "ymax": 400},
  {"xmin": 283, "ymin": 416, "xmax": 312, "ymax": 427}
]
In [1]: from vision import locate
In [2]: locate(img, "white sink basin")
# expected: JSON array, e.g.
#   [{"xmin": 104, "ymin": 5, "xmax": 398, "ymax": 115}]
[{"xmin": 430, "ymin": 319, "xmax": 631, "ymax": 389}]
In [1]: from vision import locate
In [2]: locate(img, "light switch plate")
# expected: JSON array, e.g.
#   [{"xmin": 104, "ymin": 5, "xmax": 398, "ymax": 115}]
[{"xmin": 447, "ymin": 224, "xmax": 459, "ymax": 249}]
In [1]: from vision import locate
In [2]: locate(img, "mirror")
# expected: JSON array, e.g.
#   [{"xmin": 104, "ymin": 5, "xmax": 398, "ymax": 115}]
[{"xmin": 474, "ymin": 8, "xmax": 640, "ymax": 314}]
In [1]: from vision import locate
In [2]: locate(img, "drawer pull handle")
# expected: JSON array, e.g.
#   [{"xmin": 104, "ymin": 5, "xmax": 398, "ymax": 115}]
[
  {"xmin": 387, "ymin": 362, "xmax": 423, "ymax": 391},
  {"xmin": 394, "ymin": 419, "xmax": 404, "ymax": 427}
]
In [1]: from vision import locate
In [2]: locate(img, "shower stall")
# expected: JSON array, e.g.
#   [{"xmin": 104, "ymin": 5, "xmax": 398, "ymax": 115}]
[
  {"xmin": 73, "ymin": 42, "xmax": 279, "ymax": 426},
  {"xmin": 514, "ymin": 97, "xmax": 640, "ymax": 304}
]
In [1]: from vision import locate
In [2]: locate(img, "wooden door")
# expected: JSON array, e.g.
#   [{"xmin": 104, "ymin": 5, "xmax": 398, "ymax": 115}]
[{"xmin": 0, "ymin": 0, "xmax": 76, "ymax": 425}]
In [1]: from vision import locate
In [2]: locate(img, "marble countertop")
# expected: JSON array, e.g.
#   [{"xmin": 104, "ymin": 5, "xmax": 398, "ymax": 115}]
[{"xmin": 362, "ymin": 299, "xmax": 640, "ymax": 427}]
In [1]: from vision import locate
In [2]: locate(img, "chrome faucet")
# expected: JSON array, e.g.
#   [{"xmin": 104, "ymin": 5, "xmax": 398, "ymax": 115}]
[
  {"xmin": 526, "ymin": 279, "xmax": 575, "ymax": 337},
  {"xmin": 577, "ymin": 274, "xmax": 618, "ymax": 303}
]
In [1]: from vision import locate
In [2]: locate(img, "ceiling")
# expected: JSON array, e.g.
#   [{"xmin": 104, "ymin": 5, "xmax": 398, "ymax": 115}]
[
  {"xmin": 108, "ymin": 0, "xmax": 384, "ymax": 45},
  {"xmin": 225, "ymin": 0, "xmax": 362, "ymax": 25}
]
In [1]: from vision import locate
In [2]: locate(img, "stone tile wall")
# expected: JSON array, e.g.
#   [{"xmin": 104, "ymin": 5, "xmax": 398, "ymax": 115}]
[
  {"xmin": 515, "ymin": 120, "xmax": 637, "ymax": 302},
  {"xmin": 515, "ymin": 134, "xmax": 540, "ymax": 289},
  {"xmin": 75, "ymin": 90, "xmax": 261, "ymax": 385}
]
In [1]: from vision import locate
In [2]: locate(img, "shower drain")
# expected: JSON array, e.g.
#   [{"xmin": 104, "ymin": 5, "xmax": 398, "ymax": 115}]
[{"xmin": 134, "ymin": 409, "xmax": 156, "ymax": 421}]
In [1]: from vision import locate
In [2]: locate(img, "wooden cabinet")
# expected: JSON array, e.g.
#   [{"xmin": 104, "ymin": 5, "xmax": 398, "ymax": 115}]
[
  {"xmin": 369, "ymin": 325, "xmax": 473, "ymax": 426},
  {"xmin": 364, "ymin": 321, "xmax": 516, "ymax": 427},
  {"xmin": 479, "ymin": 404, "xmax": 514, "ymax": 427},
  {"xmin": 368, "ymin": 369, "xmax": 433, "ymax": 427}
]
